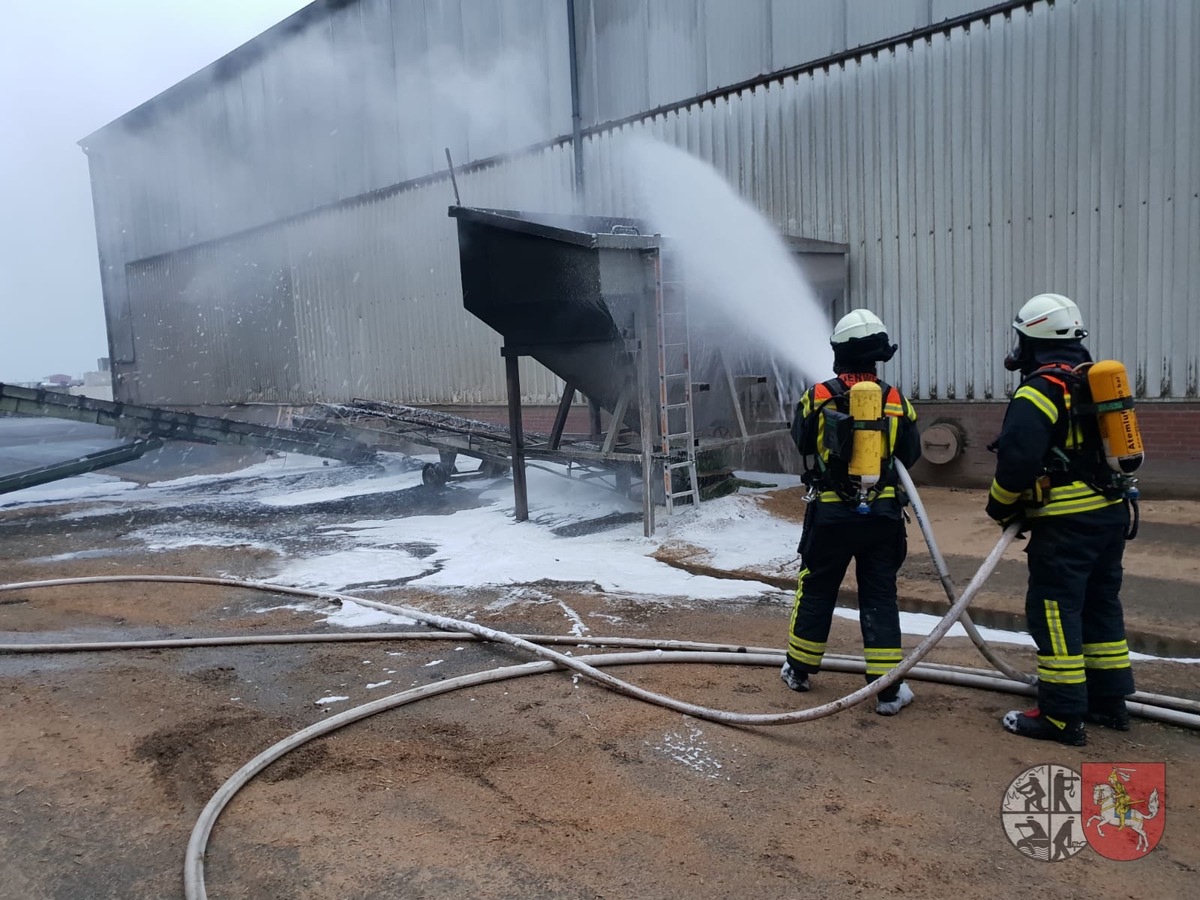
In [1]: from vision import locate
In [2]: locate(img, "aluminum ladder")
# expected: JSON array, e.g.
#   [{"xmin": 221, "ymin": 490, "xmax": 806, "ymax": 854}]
[{"xmin": 653, "ymin": 252, "xmax": 701, "ymax": 514}]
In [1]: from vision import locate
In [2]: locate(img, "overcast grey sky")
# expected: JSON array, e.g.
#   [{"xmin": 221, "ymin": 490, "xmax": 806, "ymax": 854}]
[{"xmin": 0, "ymin": 0, "xmax": 311, "ymax": 384}]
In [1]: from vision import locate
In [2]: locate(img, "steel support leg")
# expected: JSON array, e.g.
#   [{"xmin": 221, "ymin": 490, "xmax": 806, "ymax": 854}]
[
  {"xmin": 549, "ymin": 382, "xmax": 576, "ymax": 451},
  {"xmin": 503, "ymin": 351, "xmax": 529, "ymax": 522}
]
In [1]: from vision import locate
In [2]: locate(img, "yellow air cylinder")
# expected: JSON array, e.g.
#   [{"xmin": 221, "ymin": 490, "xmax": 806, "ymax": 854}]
[
  {"xmin": 1087, "ymin": 360, "xmax": 1144, "ymax": 473},
  {"xmin": 847, "ymin": 381, "xmax": 883, "ymax": 485}
]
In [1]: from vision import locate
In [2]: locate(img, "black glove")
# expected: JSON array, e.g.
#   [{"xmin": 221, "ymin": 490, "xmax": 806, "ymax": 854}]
[{"xmin": 985, "ymin": 495, "xmax": 1020, "ymax": 526}]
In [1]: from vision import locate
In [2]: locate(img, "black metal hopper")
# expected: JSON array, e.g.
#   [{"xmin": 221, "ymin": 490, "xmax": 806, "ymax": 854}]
[
  {"xmin": 450, "ymin": 206, "xmax": 658, "ymax": 428},
  {"xmin": 448, "ymin": 204, "xmax": 850, "ymax": 531},
  {"xmin": 450, "ymin": 206, "xmax": 850, "ymax": 436}
]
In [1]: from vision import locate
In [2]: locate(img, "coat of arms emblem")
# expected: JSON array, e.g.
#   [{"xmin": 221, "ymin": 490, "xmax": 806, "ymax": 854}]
[{"xmin": 1082, "ymin": 763, "xmax": 1166, "ymax": 859}]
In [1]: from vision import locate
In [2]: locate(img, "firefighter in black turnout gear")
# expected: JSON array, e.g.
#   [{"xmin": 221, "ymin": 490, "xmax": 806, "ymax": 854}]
[
  {"xmin": 782, "ymin": 310, "xmax": 921, "ymax": 716},
  {"xmin": 989, "ymin": 293, "xmax": 1138, "ymax": 746}
]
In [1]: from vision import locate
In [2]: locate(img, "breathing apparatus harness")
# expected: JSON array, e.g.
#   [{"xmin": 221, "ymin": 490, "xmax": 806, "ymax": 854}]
[
  {"xmin": 798, "ymin": 376, "xmax": 900, "ymax": 514},
  {"xmin": 1017, "ymin": 362, "xmax": 1141, "ymax": 540}
]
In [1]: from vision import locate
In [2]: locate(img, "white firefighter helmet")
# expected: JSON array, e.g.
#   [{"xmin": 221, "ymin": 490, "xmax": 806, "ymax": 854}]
[
  {"xmin": 1013, "ymin": 293, "xmax": 1087, "ymax": 340},
  {"xmin": 830, "ymin": 309, "xmax": 888, "ymax": 344}
]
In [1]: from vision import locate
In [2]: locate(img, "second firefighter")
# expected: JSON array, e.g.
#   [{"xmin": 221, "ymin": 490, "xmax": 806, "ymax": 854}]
[
  {"xmin": 987, "ymin": 293, "xmax": 1138, "ymax": 746},
  {"xmin": 782, "ymin": 309, "xmax": 921, "ymax": 716}
]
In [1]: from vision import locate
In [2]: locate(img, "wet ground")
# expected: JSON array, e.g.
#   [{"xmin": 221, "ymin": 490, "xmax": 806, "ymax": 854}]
[{"xmin": 1, "ymin": 418, "xmax": 1198, "ymax": 899}]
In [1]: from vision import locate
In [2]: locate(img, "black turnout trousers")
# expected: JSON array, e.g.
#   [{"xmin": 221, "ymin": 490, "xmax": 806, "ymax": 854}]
[
  {"xmin": 787, "ymin": 515, "xmax": 907, "ymax": 698},
  {"xmin": 1024, "ymin": 515, "xmax": 1135, "ymax": 717}
]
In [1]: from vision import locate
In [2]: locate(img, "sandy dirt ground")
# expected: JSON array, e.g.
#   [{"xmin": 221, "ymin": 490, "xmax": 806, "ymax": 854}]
[{"xmin": 1, "ymin": 475, "xmax": 1198, "ymax": 900}]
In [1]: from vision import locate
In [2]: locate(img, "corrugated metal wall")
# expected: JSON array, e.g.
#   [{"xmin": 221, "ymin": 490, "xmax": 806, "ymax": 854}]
[
  {"xmin": 89, "ymin": 0, "xmax": 1200, "ymax": 406},
  {"xmin": 572, "ymin": 0, "xmax": 1004, "ymax": 124},
  {"xmin": 122, "ymin": 145, "xmax": 578, "ymax": 406},
  {"xmin": 285, "ymin": 147, "xmax": 580, "ymax": 406},
  {"xmin": 582, "ymin": 0, "xmax": 1200, "ymax": 400},
  {"xmin": 126, "ymin": 232, "xmax": 299, "ymax": 403},
  {"xmin": 85, "ymin": 0, "xmax": 574, "ymax": 367},
  {"xmin": 86, "ymin": 0, "xmax": 999, "ymax": 384}
]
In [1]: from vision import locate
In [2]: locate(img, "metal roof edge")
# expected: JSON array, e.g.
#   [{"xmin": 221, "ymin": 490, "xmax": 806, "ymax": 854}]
[
  {"xmin": 78, "ymin": 0, "xmax": 353, "ymax": 150},
  {"xmin": 78, "ymin": 0, "xmax": 1046, "ymax": 152}
]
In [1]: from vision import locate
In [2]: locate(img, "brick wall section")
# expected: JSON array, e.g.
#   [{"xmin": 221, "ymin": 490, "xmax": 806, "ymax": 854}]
[
  {"xmin": 908, "ymin": 400, "xmax": 1200, "ymax": 500},
  {"xmin": 432, "ymin": 401, "xmax": 1200, "ymax": 499}
]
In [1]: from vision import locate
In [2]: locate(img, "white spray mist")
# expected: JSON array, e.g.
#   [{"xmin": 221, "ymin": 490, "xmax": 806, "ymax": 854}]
[{"xmin": 620, "ymin": 137, "xmax": 834, "ymax": 386}]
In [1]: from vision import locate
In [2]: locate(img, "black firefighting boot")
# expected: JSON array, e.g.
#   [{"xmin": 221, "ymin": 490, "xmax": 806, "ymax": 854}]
[
  {"xmin": 1002, "ymin": 708, "xmax": 1087, "ymax": 746},
  {"xmin": 1084, "ymin": 696, "xmax": 1131, "ymax": 731}
]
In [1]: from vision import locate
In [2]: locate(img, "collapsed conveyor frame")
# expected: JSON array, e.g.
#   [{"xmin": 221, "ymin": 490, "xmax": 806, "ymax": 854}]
[
  {"xmin": 312, "ymin": 398, "xmax": 648, "ymax": 503},
  {"xmin": 0, "ymin": 383, "xmax": 374, "ymax": 464},
  {"xmin": 0, "ymin": 383, "xmax": 376, "ymax": 496}
]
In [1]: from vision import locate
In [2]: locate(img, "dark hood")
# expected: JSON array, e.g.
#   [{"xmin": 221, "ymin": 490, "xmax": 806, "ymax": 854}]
[
  {"xmin": 832, "ymin": 332, "xmax": 897, "ymax": 374},
  {"xmin": 1020, "ymin": 337, "xmax": 1093, "ymax": 376}
]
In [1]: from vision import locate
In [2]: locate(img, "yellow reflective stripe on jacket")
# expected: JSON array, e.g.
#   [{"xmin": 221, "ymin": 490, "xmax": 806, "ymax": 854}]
[
  {"xmin": 989, "ymin": 480, "xmax": 1021, "ymax": 504},
  {"xmin": 1013, "ymin": 384, "xmax": 1058, "ymax": 423},
  {"xmin": 799, "ymin": 389, "xmax": 820, "ymax": 417},
  {"xmin": 1023, "ymin": 481, "xmax": 1122, "ymax": 518},
  {"xmin": 818, "ymin": 487, "xmax": 900, "ymax": 503},
  {"xmin": 1065, "ymin": 420, "xmax": 1085, "ymax": 450}
]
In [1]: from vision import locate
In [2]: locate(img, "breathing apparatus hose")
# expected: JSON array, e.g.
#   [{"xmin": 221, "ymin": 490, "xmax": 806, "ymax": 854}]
[
  {"xmin": 895, "ymin": 461, "xmax": 1036, "ymax": 685},
  {"xmin": 1127, "ymin": 491, "xmax": 1140, "ymax": 541}
]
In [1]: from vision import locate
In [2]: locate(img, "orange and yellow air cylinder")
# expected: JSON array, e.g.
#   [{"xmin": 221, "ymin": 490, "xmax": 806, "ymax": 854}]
[
  {"xmin": 847, "ymin": 381, "xmax": 883, "ymax": 487},
  {"xmin": 1087, "ymin": 360, "xmax": 1144, "ymax": 473}
]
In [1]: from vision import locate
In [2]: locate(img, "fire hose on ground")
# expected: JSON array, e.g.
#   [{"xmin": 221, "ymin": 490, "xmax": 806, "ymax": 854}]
[
  {"xmin": 895, "ymin": 461, "xmax": 1035, "ymax": 685},
  {"xmin": 0, "ymin": 527, "xmax": 1012, "ymax": 727},
  {"xmin": 1, "ymin": 464, "xmax": 1198, "ymax": 899}
]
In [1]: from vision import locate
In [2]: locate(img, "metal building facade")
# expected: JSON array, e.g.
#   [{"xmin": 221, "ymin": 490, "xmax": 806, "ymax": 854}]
[
  {"xmin": 122, "ymin": 146, "xmax": 580, "ymax": 406},
  {"xmin": 84, "ymin": 0, "xmax": 577, "ymax": 383},
  {"xmin": 84, "ymin": 0, "xmax": 1199, "ymax": 408},
  {"xmin": 581, "ymin": 0, "xmax": 1200, "ymax": 401},
  {"xmin": 572, "ymin": 0, "xmax": 1003, "ymax": 125}
]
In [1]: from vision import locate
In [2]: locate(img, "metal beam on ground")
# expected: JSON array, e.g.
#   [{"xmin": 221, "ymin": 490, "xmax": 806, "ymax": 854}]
[{"xmin": 0, "ymin": 439, "xmax": 162, "ymax": 496}]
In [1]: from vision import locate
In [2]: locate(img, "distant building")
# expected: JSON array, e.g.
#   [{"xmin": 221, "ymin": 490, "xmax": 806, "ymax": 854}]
[{"xmin": 74, "ymin": 366, "xmax": 114, "ymax": 402}]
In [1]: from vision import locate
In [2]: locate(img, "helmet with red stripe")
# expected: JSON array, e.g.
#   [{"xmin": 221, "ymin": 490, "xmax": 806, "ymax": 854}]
[{"xmin": 1005, "ymin": 293, "xmax": 1088, "ymax": 372}]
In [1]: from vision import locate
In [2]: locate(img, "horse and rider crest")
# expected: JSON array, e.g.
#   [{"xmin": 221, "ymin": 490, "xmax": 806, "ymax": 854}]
[
  {"xmin": 1082, "ymin": 762, "xmax": 1166, "ymax": 859},
  {"xmin": 1001, "ymin": 762, "xmax": 1165, "ymax": 862}
]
